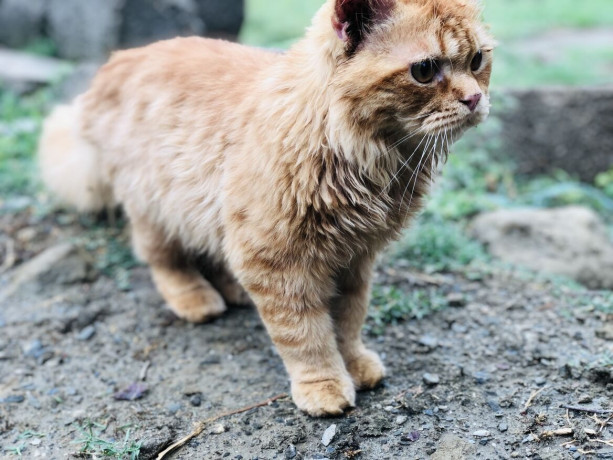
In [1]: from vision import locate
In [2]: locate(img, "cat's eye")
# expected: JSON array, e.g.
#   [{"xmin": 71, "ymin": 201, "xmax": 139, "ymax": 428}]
[
  {"xmin": 471, "ymin": 50, "xmax": 483, "ymax": 72},
  {"xmin": 411, "ymin": 60, "xmax": 438, "ymax": 84}
]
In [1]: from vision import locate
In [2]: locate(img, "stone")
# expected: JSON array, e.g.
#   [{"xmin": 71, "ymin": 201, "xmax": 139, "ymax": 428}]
[
  {"xmin": 496, "ymin": 88, "xmax": 613, "ymax": 182},
  {"xmin": 321, "ymin": 424, "xmax": 337, "ymax": 446},
  {"xmin": 423, "ymin": 373, "xmax": 440, "ymax": 386},
  {"xmin": 0, "ymin": 49, "xmax": 70, "ymax": 86},
  {"xmin": 119, "ymin": 0, "xmax": 205, "ymax": 49},
  {"xmin": 47, "ymin": 0, "xmax": 124, "ymax": 60},
  {"xmin": 77, "ymin": 325, "xmax": 96, "ymax": 341},
  {"xmin": 473, "ymin": 430, "xmax": 491, "ymax": 438},
  {"xmin": 471, "ymin": 206, "xmax": 613, "ymax": 290},
  {"xmin": 0, "ymin": 0, "xmax": 46, "ymax": 48},
  {"xmin": 395, "ymin": 415, "xmax": 408, "ymax": 425},
  {"xmin": 196, "ymin": 0, "xmax": 244, "ymax": 39},
  {"xmin": 430, "ymin": 434, "xmax": 476, "ymax": 460}
]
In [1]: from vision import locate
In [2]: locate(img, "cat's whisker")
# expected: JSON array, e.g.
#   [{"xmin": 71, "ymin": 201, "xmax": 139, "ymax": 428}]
[
  {"xmin": 400, "ymin": 133, "xmax": 433, "ymax": 209},
  {"xmin": 379, "ymin": 130, "xmax": 429, "ymax": 197},
  {"xmin": 411, "ymin": 135, "xmax": 439, "ymax": 208}
]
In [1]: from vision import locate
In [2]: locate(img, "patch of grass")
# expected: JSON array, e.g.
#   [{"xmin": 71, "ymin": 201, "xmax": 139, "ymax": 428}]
[
  {"xmin": 78, "ymin": 220, "xmax": 138, "ymax": 291},
  {"xmin": 73, "ymin": 421, "xmax": 140, "ymax": 460},
  {"xmin": 3, "ymin": 444, "xmax": 26, "ymax": 457},
  {"xmin": 596, "ymin": 168, "xmax": 613, "ymax": 200},
  {"xmin": 482, "ymin": 0, "xmax": 613, "ymax": 40},
  {"xmin": 392, "ymin": 217, "xmax": 488, "ymax": 274},
  {"xmin": 492, "ymin": 45, "xmax": 613, "ymax": 88},
  {"xmin": 368, "ymin": 285, "xmax": 448, "ymax": 335},
  {"xmin": 22, "ymin": 38, "xmax": 58, "ymax": 57},
  {"xmin": 0, "ymin": 87, "xmax": 50, "ymax": 197}
]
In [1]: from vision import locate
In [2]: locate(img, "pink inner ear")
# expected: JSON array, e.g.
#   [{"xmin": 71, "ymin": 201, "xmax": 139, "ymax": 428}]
[{"xmin": 332, "ymin": 16, "xmax": 349, "ymax": 41}]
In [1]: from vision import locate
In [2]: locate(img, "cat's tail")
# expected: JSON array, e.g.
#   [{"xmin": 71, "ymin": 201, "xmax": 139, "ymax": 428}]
[{"xmin": 38, "ymin": 103, "xmax": 113, "ymax": 212}]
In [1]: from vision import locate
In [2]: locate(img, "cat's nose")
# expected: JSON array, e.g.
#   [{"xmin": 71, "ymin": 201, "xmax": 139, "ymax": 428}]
[{"xmin": 460, "ymin": 93, "xmax": 482, "ymax": 112}]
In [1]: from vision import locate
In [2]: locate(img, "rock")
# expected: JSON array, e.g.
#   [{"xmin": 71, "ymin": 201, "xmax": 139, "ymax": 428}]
[
  {"xmin": 498, "ymin": 423, "xmax": 508, "ymax": 432},
  {"xmin": 430, "ymin": 434, "xmax": 476, "ymax": 460},
  {"xmin": 418, "ymin": 335, "xmax": 438, "ymax": 349},
  {"xmin": 284, "ymin": 444, "xmax": 297, "ymax": 459},
  {"xmin": 1, "ymin": 243, "xmax": 74, "ymax": 301},
  {"xmin": 596, "ymin": 324, "xmax": 613, "ymax": 341},
  {"xmin": 211, "ymin": 423, "xmax": 226, "ymax": 434},
  {"xmin": 47, "ymin": 0, "xmax": 124, "ymax": 60},
  {"xmin": 197, "ymin": 0, "xmax": 244, "ymax": 39},
  {"xmin": 0, "ymin": 49, "xmax": 70, "ymax": 88},
  {"xmin": 423, "ymin": 373, "xmax": 440, "ymax": 386},
  {"xmin": 446, "ymin": 292, "xmax": 465, "ymax": 307},
  {"xmin": 473, "ymin": 371, "xmax": 490, "ymax": 385},
  {"xmin": 77, "ymin": 325, "xmax": 96, "ymax": 341},
  {"xmin": 120, "ymin": 0, "xmax": 205, "ymax": 48},
  {"xmin": 497, "ymin": 88, "xmax": 613, "ymax": 182},
  {"xmin": 113, "ymin": 382, "xmax": 149, "ymax": 401},
  {"xmin": 395, "ymin": 415, "xmax": 408, "ymax": 425},
  {"xmin": 0, "ymin": 0, "xmax": 46, "ymax": 48},
  {"xmin": 190, "ymin": 394, "xmax": 202, "ymax": 407},
  {"xmin": 473, "ymin": 430, "xmax": 491, "ymax": 438},
  {"xmin": 1, "ymin": 395, "xmax": 25, "ymax": 404},
  {"xmin": 321, "ymin": 424, "xmax": 337, "ymax": 446},
  {"xmin": 471, "ymin": 207, "xmax": 613, "ymax": 289}
]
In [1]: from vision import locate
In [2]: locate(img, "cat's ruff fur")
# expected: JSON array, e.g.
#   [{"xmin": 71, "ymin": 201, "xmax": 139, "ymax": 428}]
[{"xmin": 38, "ymin": 0, "xmax": 493, "ymax": 416}]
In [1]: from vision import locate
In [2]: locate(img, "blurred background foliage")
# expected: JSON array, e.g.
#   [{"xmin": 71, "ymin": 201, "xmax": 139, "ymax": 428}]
[{"xmin": 242, "ymin": 0, "xmax": 613, "ymax": 87}]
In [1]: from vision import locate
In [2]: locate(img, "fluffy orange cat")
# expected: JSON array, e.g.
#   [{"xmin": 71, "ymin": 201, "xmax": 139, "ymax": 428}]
[{"xmin": 39, "ymin": 0, "xmax": 493, "ymax": 416}]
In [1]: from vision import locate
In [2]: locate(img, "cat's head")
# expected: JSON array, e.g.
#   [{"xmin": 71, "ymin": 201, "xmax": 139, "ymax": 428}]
[{"xmin": 317, "ymin": 0, "xmax": 494, "ymax": 149}]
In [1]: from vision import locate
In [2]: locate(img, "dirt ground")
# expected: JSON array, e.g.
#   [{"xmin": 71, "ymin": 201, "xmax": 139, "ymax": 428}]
[{"xmin": 1, "ymin": 207, "xmax": 612, "ymax": 460}]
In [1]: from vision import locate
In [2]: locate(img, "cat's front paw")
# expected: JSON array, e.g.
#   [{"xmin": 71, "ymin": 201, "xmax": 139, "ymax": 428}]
[
  {"xmin": 345, "ymin": 349, "xmax": 385, "ymax": 390},
  {"xmin": 292, "ymin": 376, "xmax": 356, "ymax": 417}
]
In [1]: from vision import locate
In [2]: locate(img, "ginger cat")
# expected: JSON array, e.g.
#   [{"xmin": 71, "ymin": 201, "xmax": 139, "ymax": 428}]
[{"xmin": 39, "ymin": 0, "xmax": 493, "ymax": 416}]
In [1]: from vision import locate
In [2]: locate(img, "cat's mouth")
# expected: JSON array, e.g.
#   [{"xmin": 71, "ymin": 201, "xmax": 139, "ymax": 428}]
[{"xmin": 420, "ymin": 109, "xmax": 488, "ymax": 137}]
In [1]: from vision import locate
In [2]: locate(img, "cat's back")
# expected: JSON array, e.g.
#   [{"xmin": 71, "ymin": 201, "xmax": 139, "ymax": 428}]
[{"xmin": 81, "ymin": 37, "xmax": 277, "ymax": 140}]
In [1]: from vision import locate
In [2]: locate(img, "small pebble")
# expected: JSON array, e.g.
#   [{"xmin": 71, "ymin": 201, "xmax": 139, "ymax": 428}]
[
  {"xmin": 321, "ymin": 424, "xmax": 337, "ymax": 446},
  {"xmin": 77, "ymin": 325, "xmax": 96, "ymax": 341},
  {"xmin": 211, "ymin": 423, "xmax": 227, "ymax": 434},
  {"xmin": 473, "ymin": 430, "xmax": 490, "ymax": 438},
  {"xmin": 534, "ymin": 377, "xmax": 546, "ymax": 386},
  {"xmin": 395, "ymin": 415, "xmax": 408, "ymax": 425},
  {"xmin": 473, "ymin": 371, "xmax": 490, "ymax": 384},
  {"xmin": 284, "ymin": 444, "xmax": 297, "ymax": 459},
  {"xmin": 446, "ymin": 292, "xmax": 465, "ymax": 307},
  {"xmin": 577, "ymin": 394, "xmax": 593, "ymax": 404},
  {"xmin": 1, "ymin": 395, "xmax": 25, "ymax": 404},
  {"xmin": 166, "ymin": 403, "xmax": 182, "ymax": 414},
  {"xmin": 190, "ymin": 395, "xmax": 202, "ymax": 407},
  {"xmin": 418, "ymin": 335, "xmax": 438, "ymax": 349},
  {"xmin": 423, "ymin": 373, "xmax": 440, "ymax": 386},
  {"xmin": 498, "ymin": 423, "xmax": 508, "ymax": 433}
]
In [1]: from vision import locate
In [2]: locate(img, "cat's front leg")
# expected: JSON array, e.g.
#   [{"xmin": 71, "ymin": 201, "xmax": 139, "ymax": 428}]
[
  {"xmin": 244, "ymin": 272, "xmax": 355, "ymax": 416},
  {"xmin": 333, "ymin": 254, "xmax": 386, "ymax": 390}
]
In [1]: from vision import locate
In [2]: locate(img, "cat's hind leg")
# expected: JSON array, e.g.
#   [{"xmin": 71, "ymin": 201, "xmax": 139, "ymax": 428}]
[{"xmin": 130, "ymin": 217, "xmax": 226, "ymax": 323}]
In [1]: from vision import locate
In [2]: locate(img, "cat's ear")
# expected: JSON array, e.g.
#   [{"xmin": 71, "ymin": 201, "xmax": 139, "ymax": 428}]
[{"xmin": 332, "ymin": 0, "xmax": 394, "ymax": 50}]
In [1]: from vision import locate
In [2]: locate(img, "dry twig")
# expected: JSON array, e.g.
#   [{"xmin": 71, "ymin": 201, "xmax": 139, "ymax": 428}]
[
  {"xmin": 521, "ymin": 387, "xmax": 547, "ymax": 414},
  {"xmin": 156, "ymin": 393, "xmax": 288, "ymax": 460},
  {"xmin": 540, "ymin": 427, "xmax": 573, "ymax": 439},
  {"xmin": 561, "ymin": 405, "xmax": 613, "ymax": 415}
]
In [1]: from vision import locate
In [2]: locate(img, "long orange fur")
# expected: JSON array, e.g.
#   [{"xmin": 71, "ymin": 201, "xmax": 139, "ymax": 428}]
[{"xmin": 38, "ymin": 0, "xmax": 494, "ymax": 415}]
